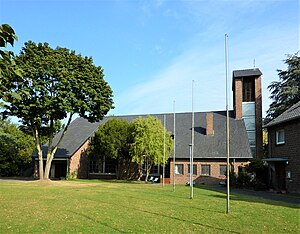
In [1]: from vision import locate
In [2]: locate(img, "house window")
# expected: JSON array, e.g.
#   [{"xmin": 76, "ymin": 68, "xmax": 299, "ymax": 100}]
[
  {"xmin": 89, "ymin": 159, "xmax": 100, "ymax": 173},
  {"xmin": 201, "ymin": 165, "xmax": 210, "ymax": 176},
  {"xmin": 105, "ymin": 158, "xmax": 117, "ymax": 173},
  {"xmin": 150, "ymin": 165, "xmax": 159, "ymax": 174},
  {"xmin": 276, "ymin": 129, "xmax": 285, "ymax": 145},
  {"xmin": 188, "ymin": 164, "xmax": 197, "ymax": 175},
  {"xmin": 89, "ymin": 157, "xmax": 116, "ymax": 174},
  {"xmin": 175, "ymin": 164, "xmax": 184, "ymax": 175},
  {"xmin": 219, "ymin": 165, "xmax": 227, "ymax": 176}
]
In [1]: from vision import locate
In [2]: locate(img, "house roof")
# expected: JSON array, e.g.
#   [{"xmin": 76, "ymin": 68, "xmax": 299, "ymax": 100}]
[
  {"xmin": 233, "ymin": 68, "xmax": 262, "ymax": 78},
  {"xmin": 38, "ymin": 111, "xmax": 252, "ymax": 160},
  {"xmin": 232, "ymin": 68, "xmax": 262, "ymax": 90},
  {"xmin": 264, "ymin": 101, "xmax": 300, "ymax": 128}
]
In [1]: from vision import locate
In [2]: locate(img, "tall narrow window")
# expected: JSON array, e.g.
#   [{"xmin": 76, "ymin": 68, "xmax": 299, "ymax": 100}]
[
  {"xmin": 201, "ymin": 165, "xmax": 210, "ymax": 176},
  {"xmin": 243, "ymin": 78, "xmax": 255, "ymax": 102},
  {"xmin": 219, "ymin": 165, "xmax": 227, "ymax": 176},
  {"xmin": 188, "ymin": 164, "xmax": 197, "ymax": 175},
  {"xmin": 89, "ymin": 159, "xmax": 100, "ymax": 173},
  {"xmin": 175, "ymin": 164, "xmax": 184, "ymax": 175},
  {"xmin": 276, "ymin": 129, "xmax": 285, "ymax": 145}
]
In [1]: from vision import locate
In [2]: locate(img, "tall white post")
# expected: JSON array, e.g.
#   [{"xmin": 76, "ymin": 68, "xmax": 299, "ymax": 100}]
[
  {"xmin": 225, "ymin": 33, "xmax": 230, "ymax": 214},
  {"xmin": 163, "ymin": 114, "xmax": 166, "ymax": 187},
  {"xmin": 190, "ymin": 80, "xmax": 195, "ymax": 199},
  {"xmin": 173, "ymin": 100, "xmax": 176, "ymax": 192}
]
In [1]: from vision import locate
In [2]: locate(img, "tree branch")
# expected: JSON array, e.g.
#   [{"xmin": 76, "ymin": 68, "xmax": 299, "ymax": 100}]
[{"xmin": 51, "ymin": 113, "xmax": 73, "ymax": 156}]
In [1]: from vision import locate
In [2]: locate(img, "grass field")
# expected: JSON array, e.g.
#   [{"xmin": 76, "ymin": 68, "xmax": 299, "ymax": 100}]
[{"xmin": 0, "ymin": 180, "xmax": 299, "ymax": 233}]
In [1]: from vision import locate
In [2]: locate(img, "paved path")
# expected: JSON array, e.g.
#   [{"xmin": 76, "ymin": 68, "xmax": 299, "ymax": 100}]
[{"xmin": 203, "ymin": 185, "xmax": 300, "ymax": 206}]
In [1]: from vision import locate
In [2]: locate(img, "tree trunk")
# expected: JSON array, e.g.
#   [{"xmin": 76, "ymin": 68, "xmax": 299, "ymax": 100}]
[
  {"xmin": 43, "ymin": 114, "xmax": 73, "ymax": 180},
  {"xmin": 145, "ymin": 162, "xmax": 152, "ymax": 182},
  {"xmin": 137, "ymin": 163, "xmax": 143, "ymax": 181},
  {"xmin": 116, "ymin": 158, "xmax": 121, "ymax": 180},
  {"xmin": 44, "ymin": 162, "xmax": 51, "ymax": 179},
  {"xmin": 33, "ymin": 126, "xmax": 44, "ymax": 179},
  {"xmin": 44, "ymin": 153, "xmax": 54, "ymax": 179},
  {"xmin": 37, "ymin": 148, "xmax": 44, "ymax": 180}
]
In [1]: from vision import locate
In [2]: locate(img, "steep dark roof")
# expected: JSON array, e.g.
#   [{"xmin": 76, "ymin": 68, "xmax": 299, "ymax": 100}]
[
  {"xmin": 39, "ymin": 111, "xmax": 252, "ymax": 160},
  {"xmin": 233, "ymin": 68, "xmax": 262, "ymax": 78},
  {"xmin": 264, "ymin": 101, "xmax": 300, "ymax": 128}
]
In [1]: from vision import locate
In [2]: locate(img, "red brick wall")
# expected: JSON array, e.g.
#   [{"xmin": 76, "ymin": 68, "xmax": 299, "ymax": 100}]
[
  {"xmin": 170, "ymin": 159, "xmax": 248, "ymax": 184},
  {"xmin": 234, "ymin": 78, "xmax": 243, "ymax": 119},
  {"xmin": 268, "ymin": 119, "xmax": 300, "ymax": 193},
  {"xmin": 69, "ymin": 141, "xmax": 89, "ymax": 178}
]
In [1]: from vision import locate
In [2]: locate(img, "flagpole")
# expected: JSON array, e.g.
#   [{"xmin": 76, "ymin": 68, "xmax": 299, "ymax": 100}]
[
  {"xmin": 163, "ymin": 114, "xmax": 166, "ymax": 188},
  {"xmin": 190, "ymin": 80, "xmax": 195, "ymax": 199},
  {"xmin": 173, "ymin": 100, "xmax": 176, "ymax": 192},
  {"xmin": 225, "ymin": 33, "xmax": 230, "ymax": 214}
]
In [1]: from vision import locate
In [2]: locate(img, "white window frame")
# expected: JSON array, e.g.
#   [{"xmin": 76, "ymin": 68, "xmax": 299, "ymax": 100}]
[
  {"xmin": 175, "ymin": 164, "xmax": 184, "ymax": 175},
  {"xmin": 276, "ymin": 129, "xmax": 285, "ymax": 145}
]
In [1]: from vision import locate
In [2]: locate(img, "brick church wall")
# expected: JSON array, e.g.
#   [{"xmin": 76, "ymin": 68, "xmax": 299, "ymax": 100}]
[
  {"xmin": 69, "ymin": 141, "xmax": 90, "ymax": 178},
  {"xmin": 169, "ymin": 159, "xmax": 248, "ymax": 185}
]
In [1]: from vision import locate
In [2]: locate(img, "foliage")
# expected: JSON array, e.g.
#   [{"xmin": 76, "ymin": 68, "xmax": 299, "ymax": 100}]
[
  {"xmin": 66, "ymin": 171, "xmax": 77, "ymax": 180},
  {"xmin": 245, "ymin": 159, "xmax": 268, "ymax": 174},
  {"xmin": 89, "ymin": 119, "xmax": 131, "ymax": 160},
  {"xmin": 266, "ymin": 52, "xmax": 300, "ymax": 121},
  {"xmin": 87, "ymin": 118, "xmax": 135, "ymax": 179},
  {"xmin": 0, "ymin": 24, "xmax": 21, "ymax": 90},
  {"xmin": 230, "ymin": 160, "xmax": 268, "ymax": 190},
  {"xmin": 0, "ymin": 118, "xmax": 35, "ymax": 176},
  {"xmin": 0, "ymin": 181, "xmax": 298, "ymax": 233},
  {"xmin": 0, "ymin": 41, "xmax": 113, "ymax": 179},
  {"xmin": 20, "ymin": 120, "xmax": 63, "ymax": 145},
  {"xmin": 262, "ymin": 129, "xmax": 268, "ymax": 158},
  {"xmin": 130, "ymin": 116, "xmax": 173, "ymax": 181},
  {"xmin": 245, "ymin": 159, "xmax": 268, "ymax": 187}
]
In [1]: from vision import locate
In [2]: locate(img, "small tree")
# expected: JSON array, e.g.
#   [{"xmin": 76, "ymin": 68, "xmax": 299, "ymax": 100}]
[
  {"xmin": 130, "ymin": 116, "xmax": 173, "ymax": 181},
  {"xmin": 266, "ymin": 52, "xmax": 300, "ymax": 121},
  {"xmin": 88, "ymin": 118, "xmax": 132, "ymax": 179},
  {"xmin": 1, "ymin": 41, "xmax": 113, "ymax": 179}
]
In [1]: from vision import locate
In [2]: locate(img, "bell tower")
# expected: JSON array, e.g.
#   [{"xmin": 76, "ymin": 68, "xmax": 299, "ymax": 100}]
[{"xmin": 232, "ymin": 68, "xmax": 263, "ymax": 159}]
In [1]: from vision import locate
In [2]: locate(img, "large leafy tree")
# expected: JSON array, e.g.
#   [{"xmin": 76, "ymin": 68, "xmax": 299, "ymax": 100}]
[
  {"xmin": 130, "ymin": 116, "xmax": 173, "ymax": 181},
  {"xmin": 266, "ymin": 53, "xmax": 300, "ymax": 121},
  {"xmin": 0, "ymin": 41, "xmax": 113, "ymax": 179},
  {"xmin": 0, "ymin": 24, "xmax": 21, "ymax": 89},
  {"xmin": 88, "ymin": 118, "xmax": 132, "ymax": 179},
  {"xmin": 0, "ymin": 118, "xmax": 35, "ymax": 176}
]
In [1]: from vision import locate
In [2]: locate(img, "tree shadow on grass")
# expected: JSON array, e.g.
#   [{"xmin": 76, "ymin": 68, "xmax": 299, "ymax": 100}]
[
  {"xmin": 195, "ymin": 185, "xmax": 300, "ymax": 209},
  {"xmin": 67, "ymin": 210, "xmax": 126, "ymax": 233},
  {"xmin": 81, "ymin": 197, "xmax": 241, "ymax": 234},
  {"xmin": 87, "ymin": 184, "xmax": 225, "ymax": 215},
  {"xmin": 125, "ymin": 194, "xmax": 225, "ymax": 215}
]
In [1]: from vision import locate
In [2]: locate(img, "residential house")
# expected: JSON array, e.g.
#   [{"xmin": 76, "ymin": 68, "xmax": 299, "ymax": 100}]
[{"xmin": 264, "ymin": 101, "xmax": 300, "ymax": 194}]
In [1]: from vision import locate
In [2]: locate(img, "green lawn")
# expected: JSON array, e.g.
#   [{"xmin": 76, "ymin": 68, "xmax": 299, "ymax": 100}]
[{"xmin": 0, "ymin": 180, "xmax": 299, "ymax": 233}]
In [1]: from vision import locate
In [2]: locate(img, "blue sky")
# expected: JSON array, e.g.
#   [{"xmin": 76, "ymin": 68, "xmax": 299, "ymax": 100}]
[{"xmin": 1, "ymin": 0, "xmax": 299, "ymax": 118}]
